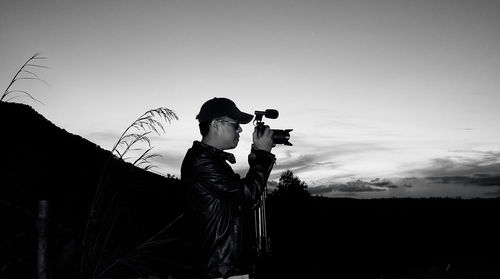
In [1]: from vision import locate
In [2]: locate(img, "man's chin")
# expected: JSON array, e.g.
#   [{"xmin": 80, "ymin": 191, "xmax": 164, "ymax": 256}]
[{"xmin": 227, "ymin": 139, "xmax": 239, "ymax": 150}]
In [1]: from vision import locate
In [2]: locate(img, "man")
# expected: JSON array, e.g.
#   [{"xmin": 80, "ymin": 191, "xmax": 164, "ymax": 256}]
[{"xmin": 181, "ymin": 97, "xmax": 275, "ymax": 279}]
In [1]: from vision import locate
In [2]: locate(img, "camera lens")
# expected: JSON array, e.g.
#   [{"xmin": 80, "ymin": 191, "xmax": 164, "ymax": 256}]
[{"xmin": 271, "ymin": 129, "xmax": 293, "ymax": 146}]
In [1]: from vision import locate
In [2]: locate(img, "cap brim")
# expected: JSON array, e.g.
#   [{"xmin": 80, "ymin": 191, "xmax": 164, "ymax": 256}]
[{"xmin": 232, "ymin": 111, "xmax": 254, "ymax": 124}]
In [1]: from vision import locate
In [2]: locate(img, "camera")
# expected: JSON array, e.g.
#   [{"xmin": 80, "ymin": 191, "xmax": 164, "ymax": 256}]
[{"xmin": 254, "ymin": 109, "xmax": 293, "ymax": 146}]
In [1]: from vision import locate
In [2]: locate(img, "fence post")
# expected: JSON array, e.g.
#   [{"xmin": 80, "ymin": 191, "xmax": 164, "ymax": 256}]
[{"xmin": 37, "ymin": 200, "xmax": 48, "ymax": 279}]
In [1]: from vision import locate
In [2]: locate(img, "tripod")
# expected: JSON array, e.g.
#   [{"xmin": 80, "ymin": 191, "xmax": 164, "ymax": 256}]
[{"xmin": 254, "ymin": 185, "xmax": 271, "ymax": 257}]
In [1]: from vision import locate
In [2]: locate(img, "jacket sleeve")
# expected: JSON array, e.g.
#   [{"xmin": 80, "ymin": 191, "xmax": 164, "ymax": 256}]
[
  {"xmin": 241, "ymin": 149, "xmax": 276, "ymax": 208},
  {"xmin": 193, "ymin": 150, "xmax": 275, "ymax": 207}
]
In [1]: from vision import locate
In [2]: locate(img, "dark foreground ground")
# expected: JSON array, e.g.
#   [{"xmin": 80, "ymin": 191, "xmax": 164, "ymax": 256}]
[
  {"xmin": 5, "ymin": 195, "xmax": 499, "ymax": 279},
  {"xmin": 254, "ymin": 197, "xmax": 500, "ymax": 279}
]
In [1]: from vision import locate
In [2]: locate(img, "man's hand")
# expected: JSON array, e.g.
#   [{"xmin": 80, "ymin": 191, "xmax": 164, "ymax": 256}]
[{"xmin": 253, "ymin": 125, "xmax": 274, "ymax": 152}]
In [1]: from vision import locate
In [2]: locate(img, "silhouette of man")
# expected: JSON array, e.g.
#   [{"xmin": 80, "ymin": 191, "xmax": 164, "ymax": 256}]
[{"xmin": 181, "ymin": 97, "xmax": 275, "ymax": 279}]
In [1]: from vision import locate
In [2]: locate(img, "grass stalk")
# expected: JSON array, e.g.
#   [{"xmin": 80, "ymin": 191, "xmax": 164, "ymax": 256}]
[
  {"xmin": 96, "ymin": 213, "xmax": 186, "ymax": 278},
  {"xmin": 81, "ymin": 107, "xmax": 178, "ymax": 278},
  {"xmin": 1, "ymin": 52, "xmax": 48, "ymax": 104}
]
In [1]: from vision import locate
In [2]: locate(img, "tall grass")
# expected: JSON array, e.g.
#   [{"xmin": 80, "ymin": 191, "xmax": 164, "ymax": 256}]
[
  {"xmin": 1, "ymin": 52, "xmax": 49, "ymax": 277},
  {"xmin": 2, "ymin": 53, "xmax": 186, "ymax": 277},
  {"xmin": 1, "ymin": 52, "xmax": 48, "ymax": 104},
  {"xmin": 111, "ymin": 107, "xmax": 178, "ymax": 171},
  {"xmin": 95, "ymin": 213, "xmax": 187, "ymax": 278},
  {"xmin": 81, "ymin": 107, "xmax": 180, "ymax": 278}
]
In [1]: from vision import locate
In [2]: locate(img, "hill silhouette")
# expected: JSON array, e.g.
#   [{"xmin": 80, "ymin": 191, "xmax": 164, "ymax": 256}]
[
  {"xmin": 2, "ymin": 101, "xmax": 500, "ymax": 278},
  {"xmin": 1, "ymin": 101, "xmax": 189, "ymax": 278}
]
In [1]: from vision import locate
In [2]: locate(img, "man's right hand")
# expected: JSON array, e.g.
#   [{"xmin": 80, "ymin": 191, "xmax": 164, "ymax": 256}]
[{"xmin": 253, "ymin": 125, "xmax": 274, "ymax": 152}]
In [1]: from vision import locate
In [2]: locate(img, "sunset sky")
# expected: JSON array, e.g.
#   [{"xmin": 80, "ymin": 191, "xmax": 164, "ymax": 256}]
[{"xmin": 2, "ymin": 0, "xmax": 500, "ymax": 198}]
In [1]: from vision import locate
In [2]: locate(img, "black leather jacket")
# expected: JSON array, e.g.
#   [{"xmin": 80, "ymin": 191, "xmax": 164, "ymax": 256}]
[{"xmin": 181, "ymin": 141, "xmax": 275, "ymax": 278}]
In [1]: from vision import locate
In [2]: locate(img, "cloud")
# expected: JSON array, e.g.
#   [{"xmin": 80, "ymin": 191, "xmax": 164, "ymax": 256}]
[
  {"xmin": 369, "ymin": 178, "xmax": 399, "ymax": 188},
  {"xmin": 427, "ymin": 174, "xmax": 500, "ymax": 187},
  {"xmin": 309, "ymin": 178, "xmax": 400, "ymax": 196},
  {"xmin": 411, "ymin": 151, "xmax": 500, "ymax": 177},
  {"xmin": 272, "ymin": 153, "xmax": 339, "ymax": 176},
  {"xmin": 484, "ymin": 188, "xmax": 500, "ymax": 197},
  {"xmin": 308, "ymin": 185, "xmax": 337, "ymax": 195},
  {"xmin": 270, "ymin": 140, "xmax": 393, "ymax": 179},
  {"xmin": 405, "ymin": 151, "xmax": 500, "ymax": 189},
  {"xmin": 399, "ymin": 177, "xmax": 416, "ymax": 188}
]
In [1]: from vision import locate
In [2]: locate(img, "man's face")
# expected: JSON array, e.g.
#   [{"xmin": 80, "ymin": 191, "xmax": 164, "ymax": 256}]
[{"xmin": 213, "ymin": 117, "xmax": 242, "ymax": 150}]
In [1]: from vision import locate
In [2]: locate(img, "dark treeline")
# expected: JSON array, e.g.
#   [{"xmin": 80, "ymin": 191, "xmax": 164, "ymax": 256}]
[
  {"xmin": 259, "ymin": 196, "xmax": 500, "ymax": 279},
  {"xmin": 2, "ymin": 102, "xmax": 500, "ymax": 278}
]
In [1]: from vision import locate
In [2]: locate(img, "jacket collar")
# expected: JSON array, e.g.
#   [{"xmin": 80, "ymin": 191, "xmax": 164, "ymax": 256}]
[{"xmin": 193, "ymin": 141, "xmax": 236, "ymax": 164}]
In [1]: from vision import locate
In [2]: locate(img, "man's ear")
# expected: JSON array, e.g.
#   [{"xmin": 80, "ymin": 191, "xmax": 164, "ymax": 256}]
[{"xmin": 210, "ymin": 120, "xmax": 219, "ymax": 132}]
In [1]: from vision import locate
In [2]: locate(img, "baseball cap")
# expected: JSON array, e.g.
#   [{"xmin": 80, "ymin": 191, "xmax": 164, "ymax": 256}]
[{"xmin": 196, "ymin": 97, "xmax": 254, "ymax": 124}]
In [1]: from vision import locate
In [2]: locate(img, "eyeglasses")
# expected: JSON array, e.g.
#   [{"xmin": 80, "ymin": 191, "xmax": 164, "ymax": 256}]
[{"xmin": 217, "ymin": 119, "xmax": 241, "ymax": 130}]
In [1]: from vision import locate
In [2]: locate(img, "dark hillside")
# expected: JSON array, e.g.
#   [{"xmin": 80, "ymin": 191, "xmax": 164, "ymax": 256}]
[
  {"xmin": 1, "ymin": 102, "xmax": 189, "ymax": 278},
  {"xmin": 260, "ymin": 196, "xmax": 500, "ymax": 278}
]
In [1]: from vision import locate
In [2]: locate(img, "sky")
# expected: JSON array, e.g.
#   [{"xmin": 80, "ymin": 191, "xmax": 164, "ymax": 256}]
[{"xmin": 2, "ymin": 0, "xmax": 500, "ymax": 198}]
